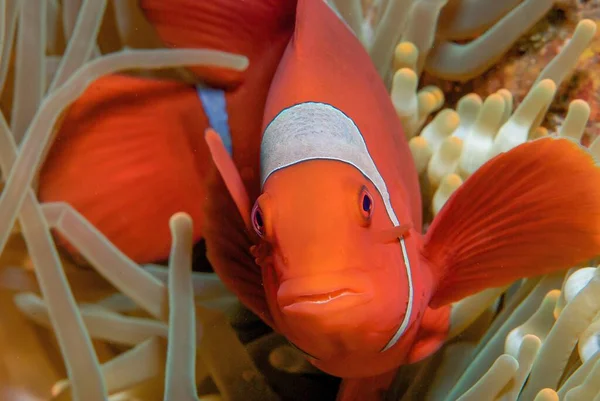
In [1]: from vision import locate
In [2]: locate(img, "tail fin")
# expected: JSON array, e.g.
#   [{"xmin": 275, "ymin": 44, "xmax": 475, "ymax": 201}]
[
  {"xmin": 38, "ymin": 74, "xmax": 209, "ymax": 264},
  {"xmin": 139, "ymin": 0, "xmax": 296, "ymax": 87},
  {"xmin": 422, "ymin": 137, "xmax": 600, "ymax": 307}
]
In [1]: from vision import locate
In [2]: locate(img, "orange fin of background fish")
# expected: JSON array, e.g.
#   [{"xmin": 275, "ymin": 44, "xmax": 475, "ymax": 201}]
[
  {"xmin": 38, "ymin": 74, "xmax": 210, "ymax": 264},
  {"xmin": 204, "ymin": 128, "xmax": 251, "ymax": 230},
  {"xmin": 139, "ymin": 0, "xmax": 296, "ymax": 88},
  {"xmin": 406, "ymin": 305, "xmax": 451, "ymax": 363},
  {"xmin": 422, "ymin": 137, "xmax": 600, "ymax": 308}
]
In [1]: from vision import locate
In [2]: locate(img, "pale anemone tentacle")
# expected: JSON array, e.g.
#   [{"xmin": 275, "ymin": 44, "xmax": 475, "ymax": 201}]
[
  {"xmin": 454, "ymin": 354, "xmax": 519, "ymax": 401},
  {"xmin": 427, "ymin": 136, "xmax": 463, "ymax": 190},
  {"xmin": 390, "ymin": 48, "xmax": 445, "ymax": 138},
  {"xmin": 504, "ymin": 290, "xmax": 559, "ymax": 359},
  {"xmin": 476, "ymin": 278, "xmax": 544, "ymax": 349},
  {"xmin": 534, "ymin": 19, "xmax": 597, "ymax": 88},
  {"xmin": 448, "ymin": 286, "xmax": 509, "ymax": 340},
  {"xmin": 0, "ymin": 48, "xmax": 249, "ymax": 266},
  {"xmin": 563, "ymin": 268, "xmax": 596, "ymax": 304},
  {"xmin": 193, "ymin": 304, "xmax": 279, "ymax": 400},
  {"xmin": 400, "ymin": 0, "xmax": 449, "ymax": 75},
  {"xmin": 62, "ymin": 0, "xmax": 82, "ymax": 40},
  {"xmin": 521, "ymin": 269, "xmax": 600, "ymax": 399},
  {"xmin": 144, "ymin": 264, "xmax": 234, "ymax": 302},
  {"xmin": 11, "ymin": 0, "xmax": 45, "ymax": 144},
  {"xmin": 553, "ymin": 267, "xmax": 580, "ymax": 319},
  {"xmin": 48, "ymin": 0, "xmax": 107, "ymax": 93},
  {"xmin": 446, "ymin": 274, "xmax": 565, "ymax": 400},
  {"xmin": 563, "ymin": 359, "xmax": 600, "ymax": 401},
  {"xmin": 42, "ymin": 202, "xmax": 169, "ymax": 321},
  {"xmin": 367, "ymin": 0, "xmax": 415, "ymax": 80},
  {"xmin": 534, "ymin": 388, "xmax": 560, "ymax": 401},
  {"xmin": 0, "ymin": 93, "xmax": 106, "ymax": 399},
  {"xmin": 14, "ymin": 292, "xmax": 169, "ymax": 346},
  {"xmin": 330, "ymin": 0, "xmax": 363, "ymax": 43},
  {"xmin": 497, "ymin": 334, "xmax": 542, "ymax": 401},
  {"xmin": 45, "ymin": 55, "xmax": 62, "ymax": 90},
  {"xmin": 530, "ymin": 126, "xmax": 549, "ymax": 140},
  {"xmin": 409, "ymin": 16, "xmax": 596, "ymax": 212},
  {"xmin": 437, "ymin": 0, "xmax": 524, "ymax": 40},
  {"xmin": 424, "ymin": 0, "xmax": 556, "ymax": 81},
  {"xmin": 578, "ymin": 315, "xmax": 600, "ymax": 363},
  {"xmin": 524, "ymin": 20, "xmax": 598, "ymax": 137},
  {"xmin": 558, "ymin": 351, "xmax": 600, "ymax": 399},
  {"xmin": 458, "ymin": 93, "xmax": 505, "ymax": 178},
  {"xmin": 408, "ymin": 136, "xmax": 433, "ymax": 176},
  {"xmin": 488, "ymin": 79, "xmax": 557, "ymax": 158},
  {"xmin": 590, "ymin": 136, "xmax": 600, "ymax": 162},
  {"xmin": 61, "ymin": 0, "xmax": 101, "ymax": 58},
  {"xmin": 164, "ymin": 212, "xmax": 200, "ymax": 401},
  {"xmin": 393, "ymin": 41, "xmax": 419, "ymax": 72},
  {"xmin": 496, "ymin": 89, "xmax": 514, "ymax": 126},
  {"xmin": 558, "ymin": 100, "xmax": 590, "ymax": 142},
  {"xmin": 452, "ymin": 93, "xmax": 482, "ymax": 140},
  {"xmin": 51, "ymin": 337, "xmax": 166, "ymax": 400},
  {"xmin": 423, "ymin": 342, "xmax": 480, "ymax": 401},
  {"xmin": 420, "ymin": 109, "xmax": 459, "ymax": 154},
  {"xmin": 391, "ymin": 67, "xmax": 420, "ymax": 137},
  {"xmin": 111, "ymin": 0, "xmax": 163, "ymax": 50},
  {"xmin": 431, "ymin": 173, "xmax": 463, "ymax": 216},
  {"xmin": 45, "ymin": 0, "xmax": 60, "ymax": 54},
  {"xmin": 0, "ymin": 0, "xmax": 21, "ymax": 98}
]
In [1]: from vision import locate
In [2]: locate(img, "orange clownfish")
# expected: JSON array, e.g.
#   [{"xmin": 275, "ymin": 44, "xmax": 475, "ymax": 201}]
[
  {"xmin": 38, "ymin": 0, "xmax": 600, "ymax": 399},
  {"xmin": 203, "ymin": 0, "xmax": 600, "ymax": 396}
]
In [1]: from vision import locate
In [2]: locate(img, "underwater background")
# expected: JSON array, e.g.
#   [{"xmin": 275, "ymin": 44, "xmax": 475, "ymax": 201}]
[{"xmin": 1, "ymin": 0, "xmax": 600, "ymax": 400}]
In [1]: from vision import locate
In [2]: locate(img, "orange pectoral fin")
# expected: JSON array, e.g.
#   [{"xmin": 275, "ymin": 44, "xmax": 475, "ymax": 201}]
[
  {"xmin": 204, "ymin": 128, "xmax": 251, "ymax": 231},
  {"xmin": 423, "ymin": 137, "xmax": 600, "ymax": 308},
  {"xmin": 203, "ymin": 130, "xmax": 273, "ymax": 327}
]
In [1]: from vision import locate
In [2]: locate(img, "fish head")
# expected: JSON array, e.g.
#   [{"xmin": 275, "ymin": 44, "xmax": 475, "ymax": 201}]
[{"xmin": 253, "ymin": 159, "xmax": 416, "ymax": 362}]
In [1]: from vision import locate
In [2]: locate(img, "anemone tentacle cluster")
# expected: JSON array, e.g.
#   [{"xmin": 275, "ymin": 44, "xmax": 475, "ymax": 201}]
[{"xmin": 0, "ymin": 1, "xmax": 599, "ymax": 401}]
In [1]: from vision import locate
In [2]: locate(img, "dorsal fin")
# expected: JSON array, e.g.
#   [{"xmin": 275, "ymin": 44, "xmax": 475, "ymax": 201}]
[{"xmin": 140, "ymin": 0, "xmax": 297, "ymax": 87}]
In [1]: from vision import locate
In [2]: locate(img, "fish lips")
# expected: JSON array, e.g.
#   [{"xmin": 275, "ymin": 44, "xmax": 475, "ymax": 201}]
[{"xmin": 276, "ymin": 272, "xmax": 374, "ymax": 316}]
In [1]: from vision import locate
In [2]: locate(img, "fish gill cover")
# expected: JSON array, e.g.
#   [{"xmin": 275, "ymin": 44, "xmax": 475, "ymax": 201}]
[{"xmin": 0, "ymin": 0, "xmax": 599, "ymax": 400}]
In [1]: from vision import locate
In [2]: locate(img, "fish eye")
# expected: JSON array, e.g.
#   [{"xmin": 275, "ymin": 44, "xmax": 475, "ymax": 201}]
[
  {"xmin": 359, "ymin": 186, "xmax": 374, "ymax": 221},
  {"xmin": 252, "ymin": 202, "xmax": 266, "ymax": 237}
]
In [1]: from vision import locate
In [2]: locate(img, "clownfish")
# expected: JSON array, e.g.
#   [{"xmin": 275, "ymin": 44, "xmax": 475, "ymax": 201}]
[
  {"xmin": 38, "ymin": 0, "xmax": 600, "ymax": 399},
  {"xmin": 202, "ymin": 0, "xmax": 600, "ymax": 397}
]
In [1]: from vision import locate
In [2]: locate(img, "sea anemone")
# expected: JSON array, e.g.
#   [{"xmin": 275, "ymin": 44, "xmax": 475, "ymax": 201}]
[{"xmin": 0, "ymin": 0, "xmax": 599, "ymax": 400}]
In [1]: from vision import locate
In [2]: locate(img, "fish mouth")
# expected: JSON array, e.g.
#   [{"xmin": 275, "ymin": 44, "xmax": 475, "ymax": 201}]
[
  {"xmin": 277, "ymin": 274, "xmax": 373, "ymax": 315},
  {"xmin": 292, "ymin": 289, "xmax": 356, "ymax": 304}
]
